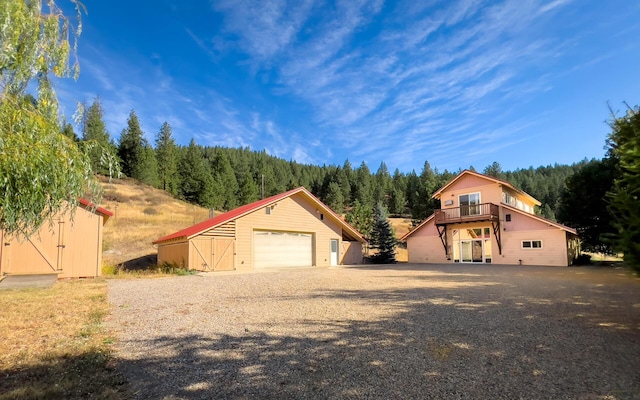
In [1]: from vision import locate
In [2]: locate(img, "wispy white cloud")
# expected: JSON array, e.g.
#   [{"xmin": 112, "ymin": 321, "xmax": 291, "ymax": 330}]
[
  {"xmin": 57, "ymin": 0, "xmax": 630, "ymax": 172},
  {"xmin": 538, "ymin": 0, "xmax": 573, "ymax": 15},
  {"xmin": 211, "ymin": 0, "xmax": 316, "ymax": 60}
]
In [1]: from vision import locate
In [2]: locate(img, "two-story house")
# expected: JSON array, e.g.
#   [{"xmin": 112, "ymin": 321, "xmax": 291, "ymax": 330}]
[{"xmin": 401, "ymin": 170, "xmax": 580, "ymax": 267}]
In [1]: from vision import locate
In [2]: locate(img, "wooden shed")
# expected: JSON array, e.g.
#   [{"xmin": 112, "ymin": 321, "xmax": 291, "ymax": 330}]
[
  {"xmin": 154, "ymin": 187, "xmax": 366, "ymax": 271},
  {"xmin": 0, "ymin": 199, "xmax": 113, "ymax": 279}
]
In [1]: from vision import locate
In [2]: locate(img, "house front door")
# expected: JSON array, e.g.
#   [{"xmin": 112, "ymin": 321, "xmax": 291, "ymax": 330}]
[
  {"xmin": 454, "ymin": 227, "xmax": 492, "ymax": 263},
  {"xmin": 460, "ymin": 240, "xmax": 484, "ymax": 263},
  {"xmin": 330, "ymin": 239, "xmax": 339, "ymax": 266}
]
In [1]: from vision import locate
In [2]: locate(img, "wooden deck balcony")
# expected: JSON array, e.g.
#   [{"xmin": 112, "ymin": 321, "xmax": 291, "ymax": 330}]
[{"xmin": 434, "ymin": 203, "xmax": 500, "ymax": 225}]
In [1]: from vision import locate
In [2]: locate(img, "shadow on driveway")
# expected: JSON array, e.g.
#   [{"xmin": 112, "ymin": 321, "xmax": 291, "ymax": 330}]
[{"xmin": 109, "ymin": 264, "xmax": 640, "ymax": 399}]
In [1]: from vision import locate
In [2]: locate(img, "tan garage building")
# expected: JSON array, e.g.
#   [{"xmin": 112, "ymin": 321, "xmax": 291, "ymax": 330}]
[
  {"xmin": 0, "ymin": 199, "xmax": 113, "ymax": 279},
  {"xmin": 154, "ymin": 187, "xmax": 366, "ymax": 271}
]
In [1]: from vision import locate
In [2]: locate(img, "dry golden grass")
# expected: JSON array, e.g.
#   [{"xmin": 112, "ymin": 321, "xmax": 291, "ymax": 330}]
[
  {"xmin": 99, "ymin": 177, "xmax": 211, "ymax": 269},
  {"xmin": 390, "ymin": 217, "xmax": 414, "ymax": 262},
  {"xmin": 99, "ymin": 177, "xmax": 414, "ymax": 267},
  {"xmin": 0, "ymin": 280, "xmax": 127, "ymax": 399}
]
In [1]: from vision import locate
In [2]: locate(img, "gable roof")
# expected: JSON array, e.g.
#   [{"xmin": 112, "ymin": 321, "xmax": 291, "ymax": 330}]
[
  {"xmin": 400, "ymin": 204, "xmax": 577, "ymax": 241},
  {"xmin": 153, "ymin": 187, "xmax": 366, "ymax": 245},
  {"xmin": 501, "ymin": 203, "xmax": 577, "ymax": 235},
  {"xmin": 432, "ymin": 170, "xmax": 541, "ymax": 206},
  {"xmin": 399, "ymin": 214, "xmax": 434, "ymax": 241}
]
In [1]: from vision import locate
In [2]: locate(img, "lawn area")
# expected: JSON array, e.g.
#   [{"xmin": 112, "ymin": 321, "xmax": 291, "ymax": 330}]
[{"xmin": 0, "ymin": 279, "xmax": 127, "ymax": 399}]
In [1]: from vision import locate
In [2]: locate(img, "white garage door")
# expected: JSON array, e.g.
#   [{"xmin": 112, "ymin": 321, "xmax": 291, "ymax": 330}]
[{"xmin": 253, "ymin": 231, "xmax": 312, "ymax": 269}]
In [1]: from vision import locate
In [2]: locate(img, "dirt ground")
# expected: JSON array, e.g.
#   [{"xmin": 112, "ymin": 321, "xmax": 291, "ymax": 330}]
[{"xmin": 107, "ymin": 264, "xmax": 640, "ymax": 399}]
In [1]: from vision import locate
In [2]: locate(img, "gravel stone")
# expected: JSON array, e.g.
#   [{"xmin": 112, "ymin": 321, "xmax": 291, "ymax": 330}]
[{"xmin": 107, "ymin": 264, "xmax": 640, "ymax": 399}]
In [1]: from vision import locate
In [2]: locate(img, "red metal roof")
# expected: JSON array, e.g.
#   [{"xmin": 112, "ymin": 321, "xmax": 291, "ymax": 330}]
[
  {"xmin": 79, "ymin": 198, "xmax": 114, "ymax": 218},
  {"xmin": 153, "ymin": 187, "xmax": 366, "ymax": 245}
]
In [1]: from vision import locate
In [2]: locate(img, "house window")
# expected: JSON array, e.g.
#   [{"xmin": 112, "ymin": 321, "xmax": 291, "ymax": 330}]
[
  {"xmin": 522, "ymin": 240, "xmax": 542, "ymax": 249},
  {"xmin": 320, "ymin": 213, "xmax": 324, "ymax": 220},
  {"xmin": 505, "ymin": 214, "xmax": 511, "ymax": 222},
  {"xmin": 459, "ymin": 193, "xmax": 481, "ymax": 216}
]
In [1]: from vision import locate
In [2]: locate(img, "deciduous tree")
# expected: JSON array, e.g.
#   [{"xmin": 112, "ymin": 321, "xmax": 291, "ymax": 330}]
[{"xmin": 0, "ymin": 0, "xmax": 104, "ymax": 236}]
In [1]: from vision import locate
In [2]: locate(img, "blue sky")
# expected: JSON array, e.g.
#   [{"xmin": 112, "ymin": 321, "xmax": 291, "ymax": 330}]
[{"xmin": 57, "ymin": 0, "xmax": 640, "ymax": 173}]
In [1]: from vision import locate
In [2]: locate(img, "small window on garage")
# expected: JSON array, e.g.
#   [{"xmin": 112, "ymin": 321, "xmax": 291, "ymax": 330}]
[
  {"xmin": 522, "ymin": 240, "xmax": 542, "ymax": 249},
  {"xmin": 320, "ymin": 213, "xmax": 324, "ymax": 220}
]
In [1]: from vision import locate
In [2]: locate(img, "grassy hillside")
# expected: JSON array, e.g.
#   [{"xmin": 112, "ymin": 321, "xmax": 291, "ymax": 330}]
[
  {"xmin": 98, "ymin": 177, "xmax": 411, "ymax": 268},
  {"xmin": 98, "ymin": 177, "xmax": 210, "ymax": 269}
]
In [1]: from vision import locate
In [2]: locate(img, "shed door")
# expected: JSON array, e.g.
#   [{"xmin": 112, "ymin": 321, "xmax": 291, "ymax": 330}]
[
  {"xmin": 213, "ymin": 238, "xmax": 235, "ymax": 271},
  {"xmin": 253, "ymin": 231, "xmax": 312, "ymax": 269}
]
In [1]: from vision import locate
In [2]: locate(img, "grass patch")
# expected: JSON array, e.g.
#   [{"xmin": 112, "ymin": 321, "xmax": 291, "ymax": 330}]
[
  {"xmin": 143, "ymin": 207, "xmax": 159, "ymax": 215},
  {"xmin": 101, "ymin": 259, "xmax": 196, "ymax": 278},
  {"xmin": 0, "ymin": 280, "xmax": 128, "ymax": 399}
]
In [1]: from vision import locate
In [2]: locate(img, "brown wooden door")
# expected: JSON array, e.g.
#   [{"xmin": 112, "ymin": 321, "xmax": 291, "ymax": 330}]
[
  {"xmin": 213, "ymin": 238, "xmax": 235, "ymax": 271},
  {"xmin": 190, "ymin": 238, "xmax": 213, "ymax": 270}
]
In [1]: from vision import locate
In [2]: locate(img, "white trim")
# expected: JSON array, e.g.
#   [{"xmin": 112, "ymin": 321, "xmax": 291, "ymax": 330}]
[
  {"xmin": 521, "ymin": 240, "xmax": 543, "ymax": 249},
  {"xmin": 459, "ymin": 192, "xmax": 481, "ymax": 216}
]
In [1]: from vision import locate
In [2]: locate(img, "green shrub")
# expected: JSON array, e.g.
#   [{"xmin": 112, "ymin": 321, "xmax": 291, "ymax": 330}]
[
  {"xmin": 575, "ymin": 254, "xmax": 593, "ymax": 265},
  {"xmin": 155, "ymin": 261, "xmax": 196, "ymax": 276},
  {"xmin": 101, "ymin": 264, "xmax": 119, "ymax": 275}
]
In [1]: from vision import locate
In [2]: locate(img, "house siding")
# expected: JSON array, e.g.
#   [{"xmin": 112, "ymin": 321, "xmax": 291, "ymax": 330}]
[
  {"xmin": 439, "ymin": 181, "xmax": 502, "ymax": 209},
  {"xmin": 157, "ymin": 241, "xmax": 189, "ymax": 268},
  {"xmin": 234, "ymin": 193, "xmax": 345, "ymax": 270},
  {"xmin": 406, "ymin": 218, "xmax": 449, "ymax": 264},
  {"xmin": 403, "ymin": 171, "xmax": 577, "ymax": 267},
  {"xmin": 0, "ymin": 205, "xmax": 107, "ymax": 278},
  {"xmin": 498, "ymin": 228, "xmax": 569, "ymax": 266},
  {"xmin": 341, "ymin": 241, "xmax": 363, "ymax": 264}
]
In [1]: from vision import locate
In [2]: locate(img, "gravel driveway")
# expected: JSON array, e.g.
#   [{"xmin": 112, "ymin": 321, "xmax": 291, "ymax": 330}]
[{"xmin": 107, "ymin": 264, "xmax": 640, "ymax": 399}]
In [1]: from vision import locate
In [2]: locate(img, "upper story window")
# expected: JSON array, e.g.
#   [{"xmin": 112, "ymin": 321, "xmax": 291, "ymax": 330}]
[
  {"xmin": 502, "ymin": 190, "xmax": 534, "ymax": 214},
  {"xmin": 459, "ymin": 193, "xmax": 481, "ymax": 216}
]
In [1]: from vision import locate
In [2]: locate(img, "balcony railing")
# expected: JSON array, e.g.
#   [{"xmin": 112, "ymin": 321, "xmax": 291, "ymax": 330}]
[{"xmin": 435, "ymin": 203, "xmax": 500, "ymax": 225}]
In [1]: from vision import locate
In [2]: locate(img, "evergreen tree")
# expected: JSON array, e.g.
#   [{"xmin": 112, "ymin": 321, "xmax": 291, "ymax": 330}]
[
  {"xmin": 388, "ymin": 187, "xmax": 406, "ymax": 215},
  {"xmin": 369, "ymin": 202, "xmax": 396, "ymax": 264},
  {"xmin": 117, "ymin": 110, "xmax": 157, "ymax": 185},
  {"xmin": 342, "ymin": 159, "xmax": 355, "ymax": 203},
  {"xmin": 558, "ymin": 158, "xmax": 617, "ymax": 254},
  {"xmin": 353, "ymin": 161, "xmax": 374, "ymax": 208},
  {"xmin": 405, "ymin": 170, "xmax": 421, "ymax": 213},
  {"xmin": 138, "ymin": 144, "xmax": 159, "ymax": 187},
  {"xmin": 155, "ymin": 122, "xmax": 179, "ymax": 195},
  {"xmin": 179, "ymin": 139, "xmax": 217, "ymax": 208},
  {"xmin": 412, "ymin": 161, "xmax": 439, "ymax": 219},
  {"xmin": 374, "ymin": 161, "xmax": 392, "ymax": 205},
  {"xmin": 483, "ymin": 161, "xmax": 505, "ymax": 179},
  {"xmin": 82, "ymin": 98, "xmax": 118, "ymax": 175},
  {"xmin": 325, "ymin": 181, "xmax": 345, "ymax": 214},
  {"xmin": 118, "ymin": 110, "xmax": 142, "ymax": 178},
  {"xmin": 238, "ymin": 171, "xmax": 259, "ymax": 205},
  {"xmin": 61, "ymin": 119, "xmax": 78, "ymax": 141},
  {"xmin": 346, "ymin": 200, "xmax": 374, "ymax": 239},
  {"xmin": 607, "ymin": 105, "xmax": 640, "ymax": 271},
  {"xmin": 211, "ymin": 150, "xmax": 239, "ymax": 210}
]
